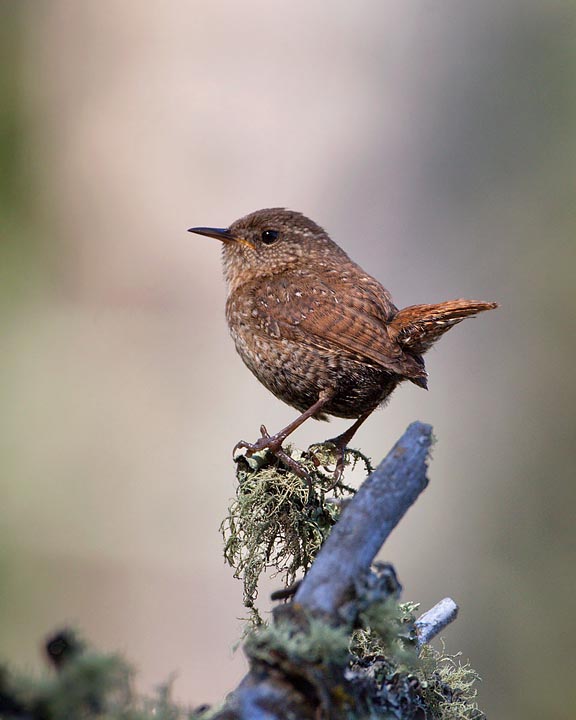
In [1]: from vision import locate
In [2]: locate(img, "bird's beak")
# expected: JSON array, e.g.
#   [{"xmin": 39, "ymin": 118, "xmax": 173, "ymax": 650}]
[
  {"xmin": 188, "ymin": 226, "xmax": 235, "ymax": 241},
  {"xmin": 188, "ymin": 225, "xmax": 255, "ymax": 250}
]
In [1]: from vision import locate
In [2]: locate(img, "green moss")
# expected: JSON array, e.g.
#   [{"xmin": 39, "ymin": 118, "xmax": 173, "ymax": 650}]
[
  {"xmin": 237, "ymin": 597, "xmax": 484, "ymax": 720},
  {"xmin": 348, "ymin": 617, "xmax": 484, "ymax": 720},
  {"xmin": 0, "ymin": 637, "xmax": 199, "ymax": 719},
  {"xmin": 0, "ymin": 429, "xmax": 485, "ymax": 719},
  {"xmin": 351, "ymin": 599, "xmax": 420, "ymax": 670},
  {"xmin": 418, "ymin": 644, "xmax": 484, "ymax": 720},
  {"xmin": 246, "ymin": 611, "xmax": 351, "ymax": 669},
  {"xmin": 222, "ymin": 443, "xmax": 369, "ymax": 610},
  {"xmin": 222, "ymin": 440, "xmax": 484, "ymax": 718}
]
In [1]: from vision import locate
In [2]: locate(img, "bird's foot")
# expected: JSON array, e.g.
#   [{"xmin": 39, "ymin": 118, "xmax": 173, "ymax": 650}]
[
  {"xmin": 322, "ymin": 435, "xmax": 349, "ymax": 490},
  {"xmin": 233, "ymin": 425, "xmax": 279, "ymax": 456},
  {"xmin": 233, "ymin": 426, "xmax": 313, "ymax": 489}
]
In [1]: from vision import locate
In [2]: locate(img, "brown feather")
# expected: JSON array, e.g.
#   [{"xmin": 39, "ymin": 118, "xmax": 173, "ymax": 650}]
[
  {"xmin": 247, "ymin": 269, "xmax": 426, "ymax": 381},
  {"xmin": 390, "ymin": 300, "xmax": 499, "ymax": 354}
]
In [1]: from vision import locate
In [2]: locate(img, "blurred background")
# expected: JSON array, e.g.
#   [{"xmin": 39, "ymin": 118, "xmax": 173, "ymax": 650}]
[{"xmin": 1, "ymin": 1, "xmax": 574, "ymax": 717}]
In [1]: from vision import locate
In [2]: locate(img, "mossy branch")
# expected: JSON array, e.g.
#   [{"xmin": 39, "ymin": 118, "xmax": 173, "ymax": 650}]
[
  {"xmin": 0, "ymin": 423, "xmax": 483, "ymax": 720},
  {"xmin": 211, "ymin": 422, "xmax": 482, "ymax": 719}
]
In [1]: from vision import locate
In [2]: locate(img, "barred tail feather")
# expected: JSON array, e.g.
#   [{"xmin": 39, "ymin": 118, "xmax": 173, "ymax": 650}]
[{"xmin": 391, "ymin": 299, "xmax": 498, "ymax": 355}]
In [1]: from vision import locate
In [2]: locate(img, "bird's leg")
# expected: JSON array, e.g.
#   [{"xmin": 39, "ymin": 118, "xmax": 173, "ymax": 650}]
[
  {"xmin": 234, "ymin": 389, "xmax": 335, "ymax": 479},
  {"xmin": 324, "ymin": 410, "xmax": 373, "ymax": 486}
]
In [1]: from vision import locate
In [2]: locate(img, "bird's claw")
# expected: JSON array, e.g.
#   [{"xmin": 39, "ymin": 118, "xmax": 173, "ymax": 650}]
[
  {"xmin": 232, "ymin": 425, "xmax": 278, "ymax": 458},
  {"xmin": 320, "ymin": 437, "xmax": 347, "ymax": 490},
  {"xmin": 233, "ymin": 427, "xmax": 313, "ymax": 491}
]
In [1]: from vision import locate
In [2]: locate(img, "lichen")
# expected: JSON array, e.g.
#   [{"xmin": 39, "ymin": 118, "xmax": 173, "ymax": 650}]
[
  {"xmin": 221, "ymin": 443, "xmax": 370, "ymax": 610},
  {"xmin": 236, "ymin": 592, "xmax": 484, "ymax": 720},
  {"xmin": 246, "ymin": 611, "xmax": 351, "ymax": 669},
  {"xmin": 418, "ymin": 643, "xmax": 484, "ymax": 720},
  {"xmin": 221, "ymin": 440, "xmax": 484, "ymax": 718},
  {"xmin": 351, "ymin": 599, "xmax": 420, "ymax": 669},
  {"xmin": 346, "ymin": 594, "xmax": 483, "ymax": 720},
  {"xmin": 348, "ymin": 608, "xmax": 483, "ymax": 720}
]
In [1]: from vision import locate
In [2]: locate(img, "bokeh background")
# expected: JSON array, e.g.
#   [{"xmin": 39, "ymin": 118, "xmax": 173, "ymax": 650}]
[{"xmin": 1, "ymin": 2, "xmax": 574, "ymax": 718}]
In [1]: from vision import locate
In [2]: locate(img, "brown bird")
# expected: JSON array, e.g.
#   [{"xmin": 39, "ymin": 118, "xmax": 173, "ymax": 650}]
[{"xmin": 189, "ymin": 208, "xmax": 497, "ymax": 478}]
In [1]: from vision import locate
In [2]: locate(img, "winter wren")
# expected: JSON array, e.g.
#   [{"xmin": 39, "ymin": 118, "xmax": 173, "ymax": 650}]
[{"xmin": 189, "ymin": 208, "xmax": 497, "ymax": 476}]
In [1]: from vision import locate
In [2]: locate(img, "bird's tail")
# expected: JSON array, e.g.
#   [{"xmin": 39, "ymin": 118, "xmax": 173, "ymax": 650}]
[{"xmin": 390, "ymin": 299, "xmax": 498, "ymax": 355}]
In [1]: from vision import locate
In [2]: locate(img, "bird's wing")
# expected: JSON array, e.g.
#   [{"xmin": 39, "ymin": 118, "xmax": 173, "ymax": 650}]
[{"xmin": 250, "ymin": 272, "xmax": 425, "ymax": 379}]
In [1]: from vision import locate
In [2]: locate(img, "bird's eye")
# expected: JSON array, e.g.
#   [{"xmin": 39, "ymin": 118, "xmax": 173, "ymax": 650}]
[{"xmin": 261, "ymin": 229, "xmax": 279, "ymax": 245}]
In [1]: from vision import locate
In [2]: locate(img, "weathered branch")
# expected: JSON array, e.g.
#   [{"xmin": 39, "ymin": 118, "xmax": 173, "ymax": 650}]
[
  {"xmin": 416, "ymin": 597, "xmax": 459, "ymax": 646},
  {"xmin": 294, "ymin": 421, "xmax": 432, "ymax": 617}
]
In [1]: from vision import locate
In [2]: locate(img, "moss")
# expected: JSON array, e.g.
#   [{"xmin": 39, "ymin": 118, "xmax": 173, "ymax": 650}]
[
  {"xmin": 222, "ymin": 443, "xmax": 370, "ymax": 611},
  {"xmin": 418, "ymin": 644, "xmax": 484, "ymax": 720},
  {"xmin": 351, "ymin": 599, "xmax": 420, "ymax": 670},
  {"xmin": 246, "ymin": 611, "xmax": 351, "ymax": 669},
  {"xmin": 236, "ymin": 596, "xmax": 484, "ymax": 720},
  {"xmin": 222, "ymin": 440, "xmax": 484, "ymax": 718},
  {"xmin": 0, "ymin": 429, "xmax": 485, "ymax": 719},
  {"xmin": 0, "ymin": 635, "xmax": 199, "ymax": 719},
  {"xmin": 242, "ymin": 607, "xmax": 360, "ymax": 719},
  {"xmin": 349, "ymin": 615, "xmax": 484, "ymax": 720}
]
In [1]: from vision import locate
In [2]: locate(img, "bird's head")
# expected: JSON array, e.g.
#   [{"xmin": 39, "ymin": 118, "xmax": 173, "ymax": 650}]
[{"xmin": 189, "ymin": 208, "xmax": 346, "ymax": 291}]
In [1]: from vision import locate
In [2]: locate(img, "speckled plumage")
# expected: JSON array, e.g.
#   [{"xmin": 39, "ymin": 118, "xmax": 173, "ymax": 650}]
[
  {"xmin": 225, "ymin": 263, "xmax": 405, "ymax": 420},
  {"xmin": 190, "ymin": 208, "xmax": 497, "ymax": 451}
]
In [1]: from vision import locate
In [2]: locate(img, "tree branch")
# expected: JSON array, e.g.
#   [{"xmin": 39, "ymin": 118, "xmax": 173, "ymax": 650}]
[
  {"xmin": 294, "ymin": 421, "xmax": 432, "ymax": 617},
  {"xmin": 415, "ymin": 597, "xmax": 459, "ymax": 645}
]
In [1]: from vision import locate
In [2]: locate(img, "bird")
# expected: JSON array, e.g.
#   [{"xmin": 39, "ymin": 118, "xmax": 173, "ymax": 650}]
[{"xmin": 189, "ymin": 208, "xmax": 497, "ymax": 479}]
